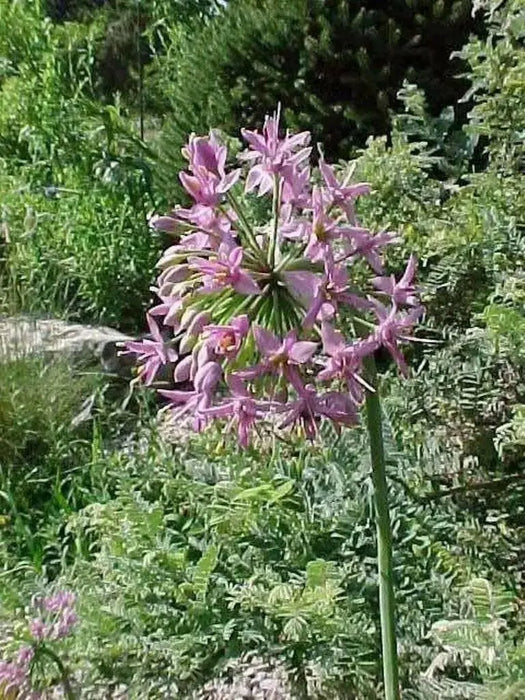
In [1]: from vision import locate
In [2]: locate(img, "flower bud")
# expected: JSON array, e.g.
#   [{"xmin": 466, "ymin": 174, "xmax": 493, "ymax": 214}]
[
  {"xmin": 179, "ymin": 332, "xmax": 197, "ymax": 355},
  {"xmin": 187, "ymin": 311, "xmax": 211, "ymax": 336},
  {"xmin": 174, "ymin": 355, "xmax": 192, "ymax": 383}
]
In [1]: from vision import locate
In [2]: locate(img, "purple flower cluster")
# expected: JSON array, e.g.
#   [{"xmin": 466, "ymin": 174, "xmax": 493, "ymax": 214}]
[
  {"xmin": 0, "ymin": 647, "xmax": 36, "ymax": 699},
  {"xmin": 128, "ymin": 109, "xmax": 423, "ymax": 445},
  {"xmin": 29, "ymin": 591, "xmax": 78, "ymax": 642},
  {"xmin": 0, "ymin": 591, "xmax": 77, "ymax": 698}
]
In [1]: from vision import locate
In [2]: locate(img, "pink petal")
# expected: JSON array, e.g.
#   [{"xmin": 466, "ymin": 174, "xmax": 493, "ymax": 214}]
[
  {"xmin": 284, "ymin": 130, "xmax": 311, "ymax": 149},
  {"xmin": 400, "ymin": 254, "xmax": 417, "ymax": 286},
  {"xmin": 174, "ymin": 355, "xmax": 192, "ymax": 382},
  {"xmin": 303, "ymin": 294, "xmax": 324, "ymax": 329},
  {"xmin": 228, "ymin": 246, "xmax": 244, "ymax": 268},
  {"xmin": 217, "ymin": 169, "xmax": 241, "ymax": 193},
  {"xmin": 194, "ymin": 361, "xmax": 222, "ymax": 394},
  {"xmin": 231, "ymin": 314, "xmax": 250, "ymax": 334},
  {"xmin": 286, "ymin": 269, "xmax": 319, "ymax": 298},
  {"xmin": 201, "ymin": 401, "xmax": 235, "ymax": 419},
  {"xmin": 288, "ymin": 341, "xmax": 317, "ymax": 364},
  {"xmin": 159, "ymin": 389, "xmax": 196, "ymax": 404},
  {"xmin": 179, "ymin": 172, "xmax": 201, "ymax": 199},
  {"xmin": 227, "ymin": 373, "xmax": 249, "ymax": 397},
  {"xmin": 321, "ymin": 322, "xmax": 346, "ymax": 356},
  {"xmin": 259, "ymin": 176, "xmax": 275, "ymax": 196},
  {"xmin": 253, "ymin": 326, "xmax": 280, "ymax": 355},
  {"xmin": 146, "ymin": 314, "xmax": 163, "ymax": 343},
  {"xmin": 150, "ymin": 215, "xmax": 179, "ymax": 232},
  {"xmin": 241, "ymin": 129, "xmax": 267, "ymax": 153},
  {"xmin": 319, "ymin": 157, "xmax": 339, "ymax": 188},
  {"xmin": 347, "ymin": 183, "xmax": 371, "ymax": 197},
  {"xmin": 234, "ymin": 271, "xmax": 261, "ymax": 295}
]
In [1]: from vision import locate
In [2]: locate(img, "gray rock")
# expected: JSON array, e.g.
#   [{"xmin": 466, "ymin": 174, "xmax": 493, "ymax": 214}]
[
  {"xmin": 192, "ymin": 654, "xmax": 294, "ymax": 700},
  {"xmin": 0, "ymin": 316, "xmax": 133, "ymax": 374}
]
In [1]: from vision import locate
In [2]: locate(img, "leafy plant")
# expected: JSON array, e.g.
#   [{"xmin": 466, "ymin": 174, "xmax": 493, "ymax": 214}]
[
  {"xmin": 155, "ymin": 0, "xmax": 482, "ymax": 201},
  {"xmin": 420, "ymin": 578, "xmax": 524, "ymax": 698}
]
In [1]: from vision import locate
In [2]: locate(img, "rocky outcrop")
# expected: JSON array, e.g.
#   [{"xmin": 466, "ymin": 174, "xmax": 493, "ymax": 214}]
[
  {"xmin": 0, "ymin": 316, "xmax": 134, "ymax": 374},
  {"xmin": 193, "ymin": 655, "xmax": 293, "ymax": 700}
]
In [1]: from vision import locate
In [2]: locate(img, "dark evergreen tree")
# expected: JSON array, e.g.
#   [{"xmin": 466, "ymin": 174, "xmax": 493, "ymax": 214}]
[{"xmin": 157, "ymin": 0, "xmax": 484, "ymax": 199}]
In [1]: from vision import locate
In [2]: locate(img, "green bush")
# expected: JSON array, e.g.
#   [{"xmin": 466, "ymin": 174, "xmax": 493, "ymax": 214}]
[
  {"xmin": 0, "ymin": 351, "xmax": 157, "ymax": 570},
  {"xmin": 0, "ymin": 356, "xmax": 101, "ymax": 567},
  {"xmin": 45, "ymin": 426, "xmax": 487, "ymax": 696},
  {"xmin": 0, "ymin": 5, "xmax": 159, "ymax": 327},
  {"xmin": 0, "ymin": 166, "xmax": 158, "ymax": 329},
  {"xmin": 156, "ymin": 0, "xmax": 482, "ymax": 199}
]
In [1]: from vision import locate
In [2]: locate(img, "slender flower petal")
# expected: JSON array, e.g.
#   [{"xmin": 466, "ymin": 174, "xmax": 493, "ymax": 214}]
[
  {"xmin": 369, "ymin": 299, "xmax": 424, "ymax": 376},
  {"xmin": 319, "ymin": 154, "xmax": 371, "ymax": 222},
  {"xmin": 373, "ymin": 254, "xmax": 419, "ymax": 306},
  {"xmin": 123, "ymin": 315, "xmax": 178, "ymax": 385},
  {"xmin": 241, "ymin": 108, "xmax": 311, "ymax": 196},
  {"xmin": 189, "ymin": 245, "xmax": 261, "ymax": 296},
  {"xmin": 341, "ymin": 228, "xmax": 398, "ymax": 273}
]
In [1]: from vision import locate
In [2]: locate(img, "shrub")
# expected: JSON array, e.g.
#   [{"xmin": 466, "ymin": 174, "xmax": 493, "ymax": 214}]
[
  {"xmin": 0, "ymin": 5, "xmax": 159, "ymax": 327},
  {"xmin": 156, "ymin": 0, "xmax": 483, "ymax": 200},
  {"xmin": 0, "ymin": 166, "xmax": 158, "ymax": 329},
  {"xmin": 0, "ymin": 355, "xmax": 101, "ymax": 567}
]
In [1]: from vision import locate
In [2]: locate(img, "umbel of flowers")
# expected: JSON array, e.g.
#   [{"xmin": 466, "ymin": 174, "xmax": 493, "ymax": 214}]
[
  {"xmin": 0, "ymin": 591, "xmax": 77, "ymax": 699},
  {"xmin": 128, "ymin": 109, "xmax": 422, "ymax": 447},
  {"xmin": 127, "ymin": 108, "xmax": 422, "ymax": 699}
]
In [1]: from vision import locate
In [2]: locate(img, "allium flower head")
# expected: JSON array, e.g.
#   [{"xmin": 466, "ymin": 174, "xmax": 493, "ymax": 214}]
[{"xmin": 126, "ymin": 108, "xmax": 423, "ymax": 444}]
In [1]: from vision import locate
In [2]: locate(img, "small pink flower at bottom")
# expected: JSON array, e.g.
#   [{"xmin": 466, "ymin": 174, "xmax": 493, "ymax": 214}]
[
  {"xmin": 0, "ymin": 659, "xmax": 30, "ymax": 697},
  {"xmin": 29, "ymin": 618, "xmax": 49, "ymax": 642},
  {"xmin": 43, "ymin": 591, "xmax": 76, "ymax": 614}
]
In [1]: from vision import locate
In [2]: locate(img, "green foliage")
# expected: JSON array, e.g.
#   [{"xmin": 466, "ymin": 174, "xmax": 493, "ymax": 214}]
[
  {"xmin": 0, "ymin": 353, "xmax": 152, "ymax": 571},
  {"xmin": 0, "ymin": 163, "xmax": 158, "ymax": 328},
  {"xmin": 46, "ymin": 427, "xmax": 439, "ymax": 696},
  {"xmin": 156, "ymin": 0, "xmax": 482, "ymax": 200},
  {"xmin": 456, "ymin": 0, "xmax": 525, "ymax": 170},
  {"xmin": 0, "ymin": 0, "xmax": 523, "ymax": 697},
  {"xmin": 44, "ymin": 0, "xmax": 220, "ymax": 104},
  {"xmin": 0, "ymin": 5, "xmax": 159, "ymax": 326},
  {"xmin": 420, "ymin": 578, "xmax": 524, "ymax": 698},
  {"xmin": 0, "ymin": 355, "xmax": 99, "ymax": 567}
]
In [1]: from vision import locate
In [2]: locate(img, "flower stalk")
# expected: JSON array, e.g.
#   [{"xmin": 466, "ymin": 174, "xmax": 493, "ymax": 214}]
[
  {"xmin": 130, "ymin": 110, "xmax": 424, "ymax": 693},
  {"xmin": 39, "ymin": 645, "xmax": 76, "ymax": 700},
  {"xmin": 363, "ymin": 355, "xmax": 400, "ymax": 700}
]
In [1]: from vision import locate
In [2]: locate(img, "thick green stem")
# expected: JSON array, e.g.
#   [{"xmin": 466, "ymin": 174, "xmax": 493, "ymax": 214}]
[
  {"xmin": 38, "ymin": 645, "xmax": 76, "ymax": 700},
  {"xmin": 363, "ymin": 355, "xmax": 400, "ymax": 700}
]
